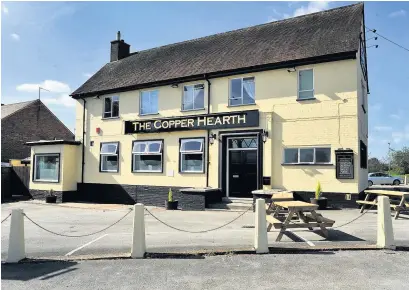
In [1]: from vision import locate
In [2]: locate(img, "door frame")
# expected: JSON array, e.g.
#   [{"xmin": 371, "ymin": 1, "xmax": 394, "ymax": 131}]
[{"xmin": 218, "ymin": 129, "xmax": 263, "ymax": 197}]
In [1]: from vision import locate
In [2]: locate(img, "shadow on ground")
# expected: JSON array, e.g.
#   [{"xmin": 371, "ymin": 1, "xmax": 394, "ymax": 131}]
[{"xmin": 1, "ymin": 260, "xmax": 78, "ymax": 281}]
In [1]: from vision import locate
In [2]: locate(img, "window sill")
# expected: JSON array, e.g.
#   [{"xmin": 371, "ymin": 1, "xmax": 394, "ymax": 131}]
[
  {"xmin": 181, "ymin": 108, "xmax": 206, "ymax": 112},
  {"xmin": 100, "ymin": 170, "xmax": 119, "ymax": 173},
  {"xmin": 227, "ymin": 103, "xmax": 256, "ymax": 108},
  {"xmin": 281, "ymin": 163, "xmax": 334, "ymax": 166},
  {"xmin": 138, "ymin": 113, "xmax": 160, "ymax": 117},
  {"xmin": 33, "ymin": 180, "xmax": 60, "ymax": 183},
  {"xmin": 179, "ymin": 171, "xmax": 205, "ymax": 174},
  {"xmin": 102, "ymin": 117, "xmax": 120, "ymax": 120},
  {"xmin": 296, "ymin": 98, "xmax": 316, "ymax": 102},
  {"xmin": 132, "ymin": 171, "xmax": 163, "ymax": 174}
]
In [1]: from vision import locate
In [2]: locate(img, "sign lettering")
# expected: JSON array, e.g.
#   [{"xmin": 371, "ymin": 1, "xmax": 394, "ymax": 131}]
[{"xmin": 124, "ymin": 110, "xmax": 259, "ymax": 134}]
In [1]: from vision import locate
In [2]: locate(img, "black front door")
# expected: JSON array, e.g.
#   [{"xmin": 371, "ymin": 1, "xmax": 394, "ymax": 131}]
[{"xmin": 228, "ymin": 137, "xmax": 258, "ymax": 197}]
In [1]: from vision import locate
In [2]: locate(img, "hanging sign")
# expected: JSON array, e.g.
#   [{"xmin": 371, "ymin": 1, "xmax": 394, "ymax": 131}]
[
  {"xmin": 335, "ymin": 150, "xmax": 354, "ymax": 179},
  {"xmin": 124, "ymin": 110, "xmax": 259, "ymax": 134}
]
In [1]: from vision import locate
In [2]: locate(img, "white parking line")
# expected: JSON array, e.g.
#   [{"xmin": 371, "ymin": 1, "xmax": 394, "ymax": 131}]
[
  {"xmin": 287, "ymin": 230, "xmax": 315, "ymax": 246},
  {"xmin": 65, "ymin": 234, "xmax": 108, "ymax": 256}
]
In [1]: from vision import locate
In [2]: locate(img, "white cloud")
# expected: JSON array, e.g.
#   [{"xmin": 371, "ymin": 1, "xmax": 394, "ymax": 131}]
[
  {"xmin": 2, "ymin": 3, "xmax": 8, "ymax": 14},
  {"xmin": 16, "ymin": 80, "xmax": 71, "ymax": 93},
  {"xmin": 369, "ymin": 103, "xmax": 382, "ymax": 112},
  {"xmin": 43, "ymin": 94, "xmax": 76, "ymax": 107},
  {"xmin": 388, "ymin": 9, "xmax": 406, "ymax": 18},
  {"xmin": 391, "ymin": 125, "xmax": 409, "ymax": 144},
  {"xmin": 292, "ymin": 1, "xmax": 330, "ymax": 17},
  {"xmin": 374, "ymin": 126, "xmax": 393, "ymax": 132},
  {"xmin": 390, "ymin": 114, "xmax": 401, "ymax": 120},
  {"xmin": 11, "ymin": 33, "xmax": 20, "ymax": 41},
  {"xmin": 83, "ymin": 73, "xmax": 93, "ymax": 78}
]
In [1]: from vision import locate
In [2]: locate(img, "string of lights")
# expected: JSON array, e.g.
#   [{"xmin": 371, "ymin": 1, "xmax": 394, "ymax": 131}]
[{"xmin": 366, "ymin": 26, "xmax": 409, "ymax": 53}]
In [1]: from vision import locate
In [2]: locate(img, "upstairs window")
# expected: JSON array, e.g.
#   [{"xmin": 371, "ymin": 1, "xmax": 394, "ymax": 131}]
[
  {"xmin": 103, "ymin": 96, "xmax": 119, "ymax": 118},
  {"xmin": 229, "ymin": 77, "xmax": 255, "ymax": 106},
  {"xmin": 283, "ymin": 147, "xmax": 331, "ymax": 164},
  {"xmin": 180, "ymin": 138, "xmax": 204, "ymax": 173},
  {"xmin": 360, "ymin": 140, "xmax": 367, "ymax": 169},
  {"xmin": 100, "ymin": 142, "xmax": 119, "ymax": 172},
  {"xmin": 182, "ymin": 84, "xmax": 205, "ymax": 111},
  {"xmin": 298, "ymin": 69, "xmax": 314, "ymax": 100},
  {"xmin": 140, "ymin": 90, "xmax": 158, "ymax": 115},
  {"xmin": 132, "ymin": 140, "xmax": 163, "ymax": 172}
]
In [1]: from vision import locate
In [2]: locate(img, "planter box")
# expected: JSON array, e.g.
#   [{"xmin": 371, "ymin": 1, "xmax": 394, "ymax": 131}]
[
  {"xmin": 46, "ymin": 196, "xmax": 57, "ymax": 203},
  {"xmin": 165, "ymin": 200, "xmax": 178, "ymax": 210},
  {"xmin": 310, "ymin": 197, "xmax": 327, "ymax": 210}
]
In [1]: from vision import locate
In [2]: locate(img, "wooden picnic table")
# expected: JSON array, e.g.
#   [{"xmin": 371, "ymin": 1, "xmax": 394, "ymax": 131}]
[
  {"xmin": 357, "ymin": 190, "xmax": 409, "ymax": 219},
  {"xmin": 265, "ymin": 200, "xmax": 335, "ymax": 242},
  {"xmin": 252, "ymin": 189, "xmax": 293, "ymax": 212}
]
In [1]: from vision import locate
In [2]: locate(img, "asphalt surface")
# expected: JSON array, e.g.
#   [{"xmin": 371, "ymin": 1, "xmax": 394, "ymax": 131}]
[
  {"xmin": 1, "ymin": 201, "xmax": 409, "ymax": 261},
  {"xmin": 2, "ymin": 251, "xmax": 409, "ymax": 289}
]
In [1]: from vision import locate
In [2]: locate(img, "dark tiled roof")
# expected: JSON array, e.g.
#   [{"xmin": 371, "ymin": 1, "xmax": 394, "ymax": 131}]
[
  {"xmin": 1, "ymin": 100, "xmax": 36, "ymax": 119},
  {"xmin": 72, "ymin": 3, "xmax": 363, "ymax": 97}
]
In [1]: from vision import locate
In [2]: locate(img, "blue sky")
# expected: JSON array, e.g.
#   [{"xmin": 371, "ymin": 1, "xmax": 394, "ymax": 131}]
[{"xmin": 1, "ymin": 1, "xmax": 408, "ymax": 159}]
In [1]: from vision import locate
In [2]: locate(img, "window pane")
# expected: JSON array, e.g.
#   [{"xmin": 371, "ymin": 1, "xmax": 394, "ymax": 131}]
[
  {"xmin": 134, "ymin": 154, "xmax": 161, "ymax": 172},
  {"xmin": 230, "ymin": 78, "xmax": 242, "ymax": 105},
  {"xmin": 101, "ymin": 143, "xmax": 117, "ymax": 154},
  {"xmin": 35, "ymin": 155, "xmax": 59, "ymax": 181},
  {"xmin": 104, "ymin": 97, "xmax": 112, "ymax": 113},
  {"xmin": 101, "ymin": 155, "xmax": 118, "ymax": 171},
  {"xmin": 229, "ymin": 138, "xmax": 257, "ymax": 148},
  {"xmin": 181, "ymin": 154, "xmax": 203, "ymax": 172},
  {"xmin": 315, "ymin": 148, "xmax": 331, "ymax": 163},
  {"xmin": 298, "ymin": 91, "xmax": 314, "ymax": 100},
  {"xmin": 284, "ymin": 149, "xmax": 298, "ymax": 163},
  {"xmin": 300, "ymin": 148, "xmax": 314, "ymax": 163},
  {"xmin": 148, "ymin": 142, "xmax": 161, "ymax": 153},
  {"xmin": 193, "ymin": 85, "xmax": 204, "ymax": 109},
  {"xmin": 150, "ymin": 90, "xmax": 158, "ymax": 114},
  {"xmin": 183, "ymin": 86, "xmax": 193, "ymax": 110},
  {"xmin": 181, "ymin": 140, "xmax": 203, "ymax": 152},
  {"xmin": 243, "ymin": 78, "xmax": 255, "ymax": 104},
  {"xmin": 132, "ymin": 142, "xmax": 146, "ymax": 153},
  {"xmin": 299, "ymin": 69, "xmax": 313, "ymax": 91},
  {"xmin": 140, "ymin": 92, "xmax": 150, "ymax": 114},
  {"xmin": 112, "ymin": 97, "xmax": 119, "ymax": 117}
]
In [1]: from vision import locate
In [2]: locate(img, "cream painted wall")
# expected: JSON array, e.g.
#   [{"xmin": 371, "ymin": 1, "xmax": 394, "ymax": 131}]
[
  {"xmin": 29, "ymin": 144, "xmax": 80, "ymax": 191},
  {"xmin": 75, "ymin": 59, "xmax": 365, "ymax": 194}
]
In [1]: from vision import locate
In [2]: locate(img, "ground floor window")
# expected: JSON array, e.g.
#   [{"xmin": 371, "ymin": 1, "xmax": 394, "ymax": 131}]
[
  {"xmin": 34, "ymin": 154, "xmax": 60, "ymax": 182},
  {"xmin": 100, "ymin": 142, "xmax": 119, "ymax": 172},
  {"xmin": 132, "ymin": 140, "xmax": 163, "ymax": 172},
  {"xmin": 180, "ymin": 138, "xmax": 204, "ymax": 173},
  {"xmin": 283, "ymin": 147, "xmax": 331, "ymax": 164}
]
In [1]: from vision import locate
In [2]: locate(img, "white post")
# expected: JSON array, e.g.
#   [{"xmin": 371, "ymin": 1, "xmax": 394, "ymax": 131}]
[
  {"xmin": 405, "ymin": 175, "xmax": 407, "ymax": 185},
  {"xmin": 254, "ymin": 198, "xmax": 269, "ymax": 254},
  {"xmin": 131, "ymin": 204, "xmax": 146, "ymax": 258},
  {"xmin": 7, "ymin": 209, "xmax": 25, "ymax": 263},
  {"xmin": 377, "ymin": 196, "xmax": 395, "ymax": 250}
]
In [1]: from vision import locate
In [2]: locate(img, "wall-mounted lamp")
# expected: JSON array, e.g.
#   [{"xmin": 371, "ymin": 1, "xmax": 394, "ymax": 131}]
[
  {"xmin": 287, "ymin": 67, "xmax": 296, "ymax": 73},
  {"xmin": 209, "ymin": 133, "xmax": 217, "ymax": 145},
  {"xmin": 171, "ymin": 84, "xmax": 179, "ymax": 88},
  {"xmin": 262, "ymin": 130, "xmax": 269, "ymax": 143}
]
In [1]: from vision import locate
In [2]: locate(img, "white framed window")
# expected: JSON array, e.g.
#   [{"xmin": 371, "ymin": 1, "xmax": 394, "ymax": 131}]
[
  {"xmin": 179, "ymin": 138, "xmax": 204, "ymax": 173},
  {"xmin": 182, "ymin": 84, "xmax": 205, "ymax": 111},
  {"xmin": 140, "ymin": 90, "xmax": 158, "ymax": 115},
  {"xmin": 100, "ymin": 142, "xmax": 119, "ymax": 172},
  {"xmin": 229, "ymin": 77, "xmax": 255, "ymax": 106},
  {"xmin": 283, "ymin": 147, "xmax": 331, "ymax": 164},
  {"xmin": 103, "ymin": 96, "xmax": 119, "ymax": 118},
  {"xmin": 33, "ymin": 154, "xmax": 60, "ymax": 182},
  {"xmin": 132, "ymin": 140, "xmax": 163, "ymax": 172},
  {"xmin": 298, "ymin": 69, "xmax": 314, "ymax": 100}
]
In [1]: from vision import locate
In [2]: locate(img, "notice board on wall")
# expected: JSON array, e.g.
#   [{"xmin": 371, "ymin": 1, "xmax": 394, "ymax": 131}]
[{"xmin": 335, "ymin": 149, "xmax": 354, "ymax": 179}]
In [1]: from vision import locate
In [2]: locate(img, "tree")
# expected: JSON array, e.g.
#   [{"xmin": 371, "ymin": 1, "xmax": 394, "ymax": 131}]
[
  {"xmin": 368, "ymin": 157, "xmax": 388, "ymax": 173},
  {"xmin": 391, "ymin": 147, "xmax": 409, "ymax": 174}
]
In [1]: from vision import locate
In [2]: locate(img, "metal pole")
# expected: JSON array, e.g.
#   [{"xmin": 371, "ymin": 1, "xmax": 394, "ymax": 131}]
[{"xmin": 388, "ymin": 142, "xmax": 391, "ymax": 174}]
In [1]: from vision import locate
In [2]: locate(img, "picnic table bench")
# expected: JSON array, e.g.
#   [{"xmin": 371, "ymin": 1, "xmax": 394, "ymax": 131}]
[
  {"xmin": 357, "ymin": 190, "xmax": 409, "ymax": 219},
  {"xmin": 265, "ymin": 200, "xmax": 335, "ymax": 242}
]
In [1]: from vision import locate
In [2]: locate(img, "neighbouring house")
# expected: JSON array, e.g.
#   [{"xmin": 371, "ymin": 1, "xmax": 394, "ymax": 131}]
[
  {"xmin": 27, "ymin": 3, "xmax": 369, "ymax": 208},
  {"xmin": 1, "ymin": 100, "xmax": 74, "ymax": 163}
]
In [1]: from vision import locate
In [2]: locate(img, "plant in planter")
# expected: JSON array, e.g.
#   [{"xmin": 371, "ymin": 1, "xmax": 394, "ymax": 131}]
[
  {"xmin": 45, "ymin": 189, "xmax": 57, "ymax": 204},
  {"xmin": 310, "ymin": 181, "xmax": 327, "ymax": 210},
  {"xmin": 165, "ymin": 188, "xmax": 178, "ymax": 210}
]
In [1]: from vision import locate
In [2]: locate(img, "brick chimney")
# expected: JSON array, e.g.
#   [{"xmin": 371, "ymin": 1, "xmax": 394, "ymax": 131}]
[{"xmin": 110, "ymin": 31, "xmax": 130, "ymax": 62}]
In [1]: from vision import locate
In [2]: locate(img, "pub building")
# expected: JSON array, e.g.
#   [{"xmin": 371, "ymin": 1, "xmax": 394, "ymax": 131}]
[{"xmin": 27, "ymin": 3, "xmax": 369, "ymax": 209}]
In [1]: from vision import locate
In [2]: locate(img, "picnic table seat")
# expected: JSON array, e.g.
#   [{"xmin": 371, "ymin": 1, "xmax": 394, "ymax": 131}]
[
  {"xmin": 304, "ymin": 213, "xmax": 335, "ymax": 226},
  {"xmin": 357, "ymin": 190, "xmax": 409, "ymax": 219},
  {"xmin": 266, "ymin": 215, "xmax": 283, "ymax": 229}
]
